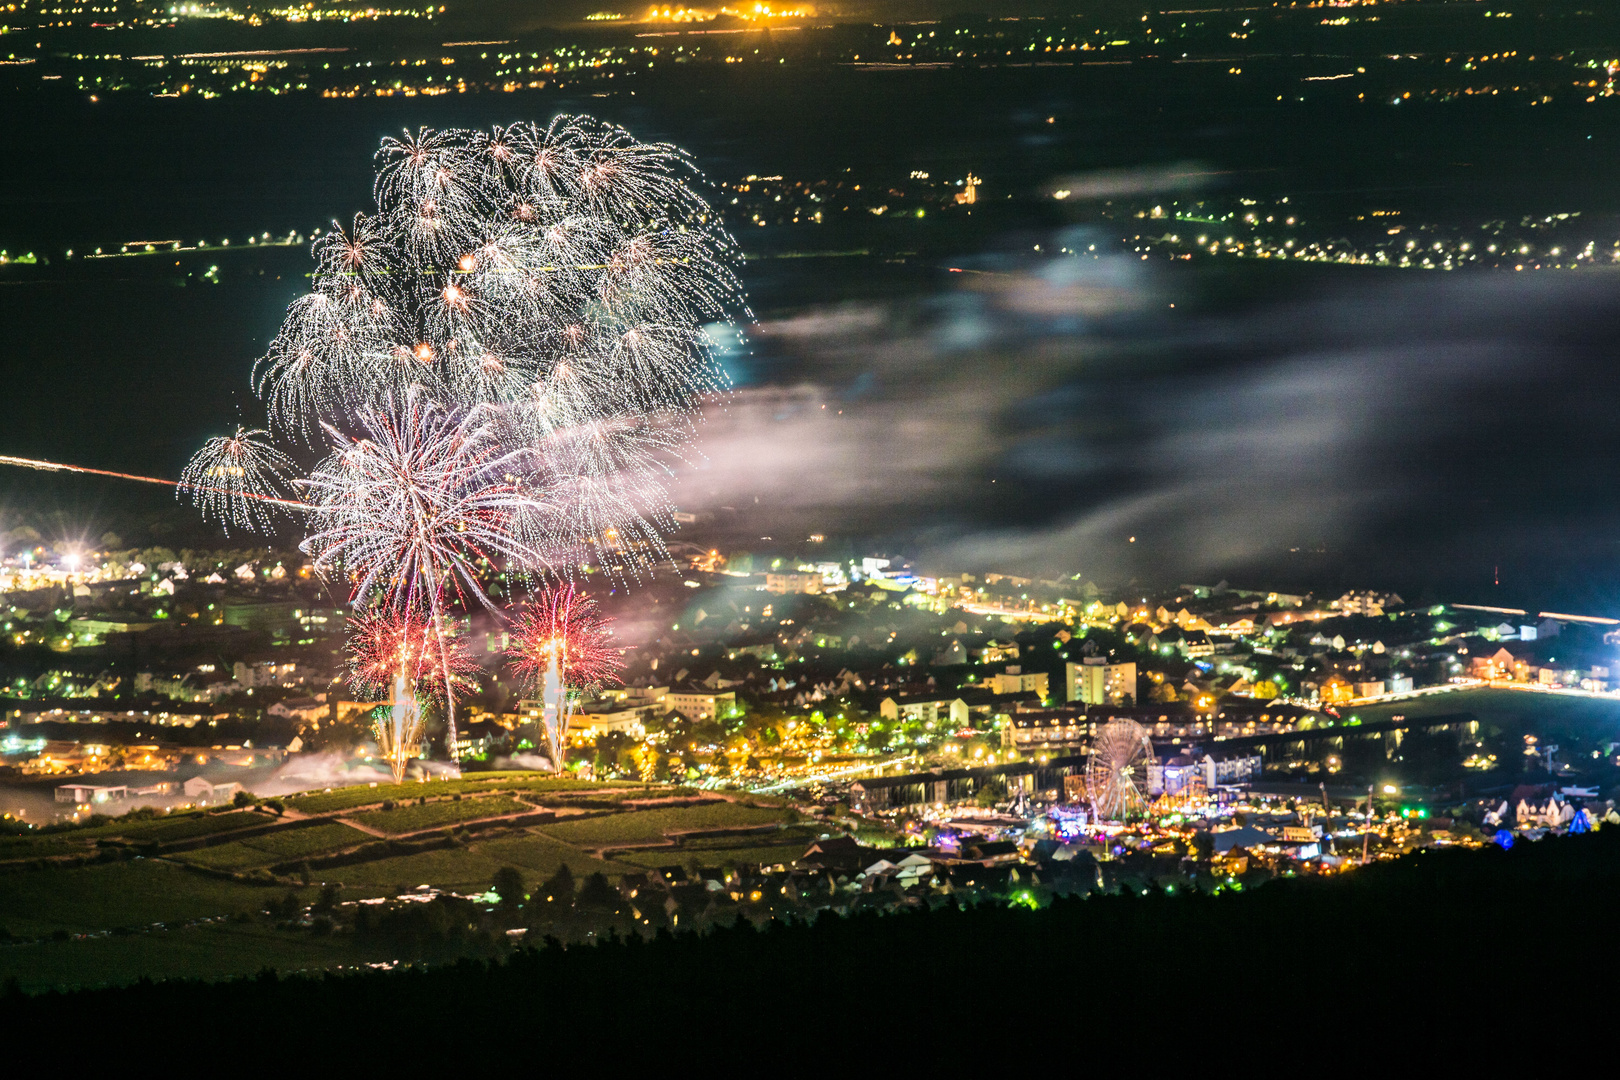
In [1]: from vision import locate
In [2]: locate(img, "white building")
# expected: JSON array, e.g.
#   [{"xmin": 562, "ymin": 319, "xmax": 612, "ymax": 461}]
[
  {"xmin": 1066, "ymin": 660, "xmax": 1137, "ymax": 705},
  {"xmin": 879, "ymin": 695, "xmax": 969, "ymax": 729},
  {"xmin": 54, "ymin": 783, "xmax": 128, "ymax": 805},
  {"xmin": 989, "ymin": 666, "xmax": 1049, "ymax": 699},
  {"xmin": 181, "ymin": 777, "xmax": 245, "ymax": 804}
]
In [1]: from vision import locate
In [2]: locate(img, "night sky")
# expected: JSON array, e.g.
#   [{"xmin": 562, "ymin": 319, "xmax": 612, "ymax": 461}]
[{"xmin": 4, "ymin": 64, "xmax": 1620, "ymax": 611}]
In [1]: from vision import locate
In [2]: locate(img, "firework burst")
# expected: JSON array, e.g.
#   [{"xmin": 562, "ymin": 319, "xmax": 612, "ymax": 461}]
[
  {"xmin": 177, "ymin": 427, "xmax": 294, "ymax": 531},
  {"xmin": 346, "ymin": 610, "xmax": 480, "ymax": 701},
  {"xmin": 508, "ymin": 582, "xmax": 622, "ymax": 691},
  {"xmin": 507, "ymin": 582, "xmax": 622, "ymax": 772},
  {"xmin": 299, "ymin": 394, "xmax": 541, "ymax": 613},
  {"xmin": 169, "ymin": 115, "xmax": 745, "ymax": 768},
  {"xmin": 347, "ymin": 610, "xmax": 480, "ymax": 780}
]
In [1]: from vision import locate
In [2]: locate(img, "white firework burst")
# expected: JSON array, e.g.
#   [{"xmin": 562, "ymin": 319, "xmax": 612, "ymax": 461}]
[
  {"xmin": 182, "ymin": 115, "xmax": 747, "ymax": 763},
  {"xmin": 299, "ymin": 393, "xmax": 542, "ymax": 613},
  {"xmin": 178, "ymin": 426, "xmax": 294, "ymax": 531}
]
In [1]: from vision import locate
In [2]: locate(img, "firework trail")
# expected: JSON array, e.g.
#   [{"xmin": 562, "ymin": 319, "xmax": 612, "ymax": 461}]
[
  {"xmin": 375, "ymin": 673, "xmax": 424, "ymax": 785},
  {"xmin": 0, "ymin": 454, "xmax": 189, "ymax": 488},
  {"xmin": 172, "ymin": 115, "xmax": 745, "ymax": 767},
  {"xmin": 0, "ymin": 453, "xmax": 306, "ymax": 509},
  {"xmin": 507, "ymin": 582, "xmax": 623, "ymax": 772}
]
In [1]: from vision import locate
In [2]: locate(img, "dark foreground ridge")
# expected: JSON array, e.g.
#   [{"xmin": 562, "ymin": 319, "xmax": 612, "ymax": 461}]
[{"xmin": 10, "ymin": 831, "xmax": 1620, "ymax": 1062}]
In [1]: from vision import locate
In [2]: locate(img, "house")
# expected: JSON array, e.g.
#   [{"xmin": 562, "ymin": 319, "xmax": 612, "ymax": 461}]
[
  {"xmin": 664, "ymin": 688, "xmax": 737, "ymax": 721},
  {"xmin": 1468, "ymin": 646, "xmax": 1533, "ymax": 682},
  {"xmin": 764, "ymin": 572, "xmax": 821, "ymax": 595},
  {"xmin": 1319, "ymin": 676, "xmax": 1354, "ymax": 705},
  {"xmin": 1181, "ymin": 631, "xmax": 1215, "ymax": 658},
  {"xmin": 182, "ymin": 777, "xmax": 245, "ymax": 804},
  {"xmin": 797, "ymin": 835, "xmax": 866, "ymax": 872},
  {"xmin": 949, "ymin": 840, "xmax": 1021, "ymax": 866},
  {"xmin": 878, "ymin": 695, "xmax": 968, "ymax": 729},
  {"xmin": 1148, "ymin": 753, "xmax": 1203, "ymax": 796},
  {"xmin": 976, "ymin": 639, "xmax": 1019, "ymax": 664},
  {"xmin": 987, "ymin": 666, "xmax": 1049, "ymax": 698},
  {"xmin": 234, "ymin": 659, "xmax": 314, "ymax": 689},
  {"xmin": 570, "ymin": 704, "xmax": 648, "ymax": 741},
  {"xmin": 268, "ymin": 696, "xmax": 328, "ymax": 723},
  {"xmin": 1007, "ymin": 708, "xmax": 1091, "ymax": 752},
  {"xmin": 1331, "ymin": 591, "xmax": 1402, "ymax": 616},
  {"xmin": 54, "ymin": 783, "xmax": 128, "ymax": 805}
]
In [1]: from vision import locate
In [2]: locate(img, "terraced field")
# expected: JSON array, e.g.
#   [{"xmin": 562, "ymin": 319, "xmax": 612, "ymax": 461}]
[
  {"xmin": 347, "ymin": 796, "xmax": 532, "ymax": 835},
  {"xmin": 0, "ymin": 810, "xmax": 278, "ymax": 862},
  {"xmin": 172, "ymin": 822, "xmax": 371, "ymax": 871},
  {"xmin": 540, "ymin": 802, "xmax": 796, "ymax": 849},
  {"xmin": 283, "ymin": 775, "xmax": 644, "ymax": 815}
]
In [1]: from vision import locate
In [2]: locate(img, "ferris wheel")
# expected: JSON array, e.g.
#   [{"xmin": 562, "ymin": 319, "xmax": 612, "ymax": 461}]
[{"xmin": 1086, "ymin": 719, "xmax": 1155, "ymax": 822}]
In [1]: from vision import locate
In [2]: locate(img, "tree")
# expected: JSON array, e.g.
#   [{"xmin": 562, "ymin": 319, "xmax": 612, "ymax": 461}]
[
  {"xmin": 492, "ymin": 866, "xmax": 525, "ymax": 909},
  {"xmin": 540, "ymin": 864, "xmax": 575, "ymax": 906},
  {"xmin": 576, "ymin": 872, "xmax": 619, "ymax": 911},
  {"xmin": 233, "ymin": 789, "xmax": 257, "ymax": 809}
]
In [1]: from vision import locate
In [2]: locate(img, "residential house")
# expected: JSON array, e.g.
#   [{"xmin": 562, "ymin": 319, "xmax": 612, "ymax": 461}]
[
  {"xmin": 878, "ymin": 694, "xmax": 969, "ymax": 729},
  {"xmin": 987, "ymin": 666, "xmax": 1049, "ymax": 699}
]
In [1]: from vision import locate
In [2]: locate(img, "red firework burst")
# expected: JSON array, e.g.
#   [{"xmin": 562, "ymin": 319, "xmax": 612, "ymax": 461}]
[
  {"xmin": 507, "ymin": 583, "xmax": 622, "ymax": 691},
  {"xmin": 347, "ymin": 611, "xmax": 480, "ymax": 700}
]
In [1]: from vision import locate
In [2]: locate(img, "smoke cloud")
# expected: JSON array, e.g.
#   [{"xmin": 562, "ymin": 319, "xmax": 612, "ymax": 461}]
[{"xmin": 673, "ymin": 256, "xmax": 1620, "ymax": 597}]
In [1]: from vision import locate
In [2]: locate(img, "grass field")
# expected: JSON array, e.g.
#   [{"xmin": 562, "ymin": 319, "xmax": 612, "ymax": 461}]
[
  {"xmin": 243, "ymin": 821, "xmax": 371, "ymax": 859},
  {"xmin": 615, "ymin": 827, "xmax": 828, "ymax": 871},
  {"xmin": 173, "ymin": 822, "xmax": 372, "ymax": 871},
  {"xmin": 473, "ymin": 833, "xmax": 639, "ymax": 882},
  {"xmin": 317, "ymin": 845, "xmax": 512, "ymax": 893},
  {"xmin": 0, "ymin": 811, "xmax": 279, "ymax": 862},
  {"xmin": 0, "ymin": 834, "xmax": 103, "ymax": 860},
  {"xmin": 0, "ymin": 860, "xmax": 305, "ymax": 938},
  {"xmin": 347, "ymin": 796, "xmax": 531, "ymax": 834},
  {"xmin": 539, "ymin": 802, "xmax": 795, "ymax": 848},
  {"xmin": 1344, "ymin": 686, "xmax": 1620, "ymax": 733},
  {"xmin": 0, "ymin": 921, "xmax": 373, "ymax": 992},
  {"xmin": 173, "ymin": 843, "xmax": 278, "ymax": 871}
]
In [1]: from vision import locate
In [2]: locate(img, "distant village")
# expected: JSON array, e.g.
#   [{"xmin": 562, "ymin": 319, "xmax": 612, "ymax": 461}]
[
  {"xmin": 1, "ymin": 537, "xmax": 1617, "ymax": 937},
  {"xmin": 3, "ymin": 541, "xmax": 1617, "ymax": 806}
]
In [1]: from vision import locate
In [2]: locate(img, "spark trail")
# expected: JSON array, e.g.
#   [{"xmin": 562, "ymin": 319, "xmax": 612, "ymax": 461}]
[{"xmin": 0, "ymin": 454, "xmax": 307, "ymax": 508}]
